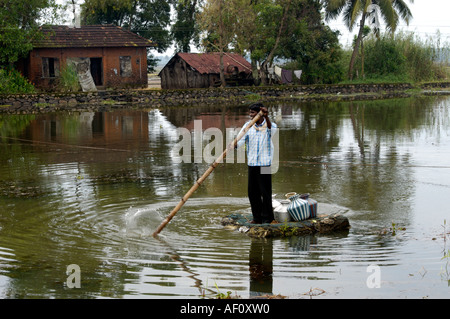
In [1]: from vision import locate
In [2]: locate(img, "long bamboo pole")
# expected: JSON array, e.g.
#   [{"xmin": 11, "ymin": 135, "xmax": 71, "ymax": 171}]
[{"xmin": 152, "ymin": 110, "xmax": 264, "ymax": 237}]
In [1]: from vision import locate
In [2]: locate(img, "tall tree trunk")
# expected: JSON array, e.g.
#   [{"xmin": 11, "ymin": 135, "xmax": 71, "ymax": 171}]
[
  {"xmin": 218, "ymin": 0, "xmax": 226, "ymax": 87},
  {"xmin": 361, "ymin": 37, "xmax": 365, "ymax": 79},
  {"xmin": 250, "ymin": 53, "xmax": 260, "ymax": 85},
  {"xmin": 348, "ymin": 12, "xmax": 366, "ymax": 80},
  {"xmin": 258, "ymin": 0, "xmax": 292, "ymax": 85}
]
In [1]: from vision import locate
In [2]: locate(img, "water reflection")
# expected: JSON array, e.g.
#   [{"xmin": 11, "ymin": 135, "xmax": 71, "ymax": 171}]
[
  {"xmin": 249, "ymin": 239, "xmax": 273, "ymax": 297},
  {"xmin": 1, "ymin": 96, "xmax": 450, "ymax": 298},
  {"xmin": 248, "ymin": 236, "xmax": 324, "ymax": 297}
]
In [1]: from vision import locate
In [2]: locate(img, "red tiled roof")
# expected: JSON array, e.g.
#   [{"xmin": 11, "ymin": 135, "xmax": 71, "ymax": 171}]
[
  {"xmin": 176, "ymin": 52, "xmax": 252, "ymax": 74},
  {"xmin": 33, "ymin": 25, "xmax": 156, "ymax": 48}
]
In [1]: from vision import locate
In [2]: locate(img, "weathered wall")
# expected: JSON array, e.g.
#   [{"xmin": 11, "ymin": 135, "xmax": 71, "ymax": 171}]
[
  {"xmin": 160, "ymin": 56, "xmax": 216, "ymax": 89},
  {"xmin": 21, "ymin": 47, "xmax": 148, "ymax": 91},
  {"xmin": 1, "ymin": 82, "xmax": 449, "ymax": 114},
  {"xmin": 102, "ymin": 47, "xmax": 148, "ymax": 89}
]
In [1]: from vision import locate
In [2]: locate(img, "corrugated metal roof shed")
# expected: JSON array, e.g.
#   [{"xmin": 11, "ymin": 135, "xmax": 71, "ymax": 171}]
[
  {"xmin": 33, "ymin": 25, "xmax": 156, "ymax": 48},
  {"xmin": 176, "ymin": 52, "xmax": 252, "ymax": 75}
]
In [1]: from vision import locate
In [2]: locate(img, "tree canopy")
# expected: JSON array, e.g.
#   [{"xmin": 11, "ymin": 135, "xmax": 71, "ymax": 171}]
[
  {"xmin": 0, "ymin": 0, "xmax": 62, "ymax": 65},
  {"xmin": 81, "ymin": 0, "xmax": 174, "ymax": 53}
]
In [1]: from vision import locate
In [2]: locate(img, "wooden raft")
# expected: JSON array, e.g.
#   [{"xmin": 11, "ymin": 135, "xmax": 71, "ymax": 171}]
[{"xmin": 221, "ymin": 213, "xmax": 350, "ymax": 238}]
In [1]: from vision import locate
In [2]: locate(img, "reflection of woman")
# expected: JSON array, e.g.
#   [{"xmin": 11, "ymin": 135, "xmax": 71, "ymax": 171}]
[{"xmin": 249, "ymin": 238, "xmax": 273, "ymax": 297}]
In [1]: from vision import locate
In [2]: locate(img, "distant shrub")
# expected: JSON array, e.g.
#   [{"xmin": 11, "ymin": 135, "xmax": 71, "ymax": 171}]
[
  {"xmin": 58, "ymin": 63, "xmax": 81, "ymax": 92},
  {"xmin": 365, "ymin": 35, "xmax": 406, "ymax": 77},
  {"xmin": 399, "ymin": 32, "xmax": 447, "ymax": 81},
  {"xmin": 0, "ymin": 68, "xmax": 35, "ymax": 94},
  {"xmin": 351, "ymin": 32, "xmax": 448, "ymax": 82}
]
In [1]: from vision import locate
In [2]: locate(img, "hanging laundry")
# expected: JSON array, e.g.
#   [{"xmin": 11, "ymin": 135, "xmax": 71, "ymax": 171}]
[
  {"xmin": 267, "ymin": 67, "xmax": 274, "ymax": 80},
  {"xmin": 294, "ymin": 70, "xmax": 302, "ymax": 80},
  {"xmin": 274, "ymin": 66, "xmax": 282, "ymax": 78},
  {"xmin": 281, "ymin": 69, "xmax": 293, "ymax": 84}
]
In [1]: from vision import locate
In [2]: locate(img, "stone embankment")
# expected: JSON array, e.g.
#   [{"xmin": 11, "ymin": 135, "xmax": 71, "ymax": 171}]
[{"xmin": 1, "ymin": 82, "xmax": 449, "ymax": 114}]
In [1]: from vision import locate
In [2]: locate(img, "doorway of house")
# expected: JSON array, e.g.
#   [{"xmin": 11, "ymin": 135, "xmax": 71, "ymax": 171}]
[{"xmin": 90, "ymin": 58, "xmax": 103, "ymax": 86}]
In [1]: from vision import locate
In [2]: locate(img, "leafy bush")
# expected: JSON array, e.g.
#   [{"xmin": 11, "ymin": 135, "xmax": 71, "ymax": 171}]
[
  {"xmin": 58, "ymin": 63, "xmax": 81, "ymax": 92},
  {"xmin": 283, "ymin": 26, "xmax": 344, "ymax": 84},
  {"xmin": 350, "ymin": 32, "xmax": 448, "ymax": 82},
  {"xmin": 399, "ymin": 33, "xmax": 447, "ymax": 81},
  {"xmin": 364, "ymin": 35, "xmax": 407, "ymax": 77},
  {"xmin": 0, "ymin": 68, "xmax": 35, "ymax": 94}
]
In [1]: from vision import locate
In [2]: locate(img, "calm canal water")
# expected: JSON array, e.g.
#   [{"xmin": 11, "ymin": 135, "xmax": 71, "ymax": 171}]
[{"xmin": 0, "ymin": 96, "xmax": 449, "ymax": 299}]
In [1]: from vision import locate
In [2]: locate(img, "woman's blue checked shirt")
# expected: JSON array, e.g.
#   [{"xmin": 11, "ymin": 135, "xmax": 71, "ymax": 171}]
[{"xmin": 236, "ymin": 119, "xmax": 277, "ymax": 166}]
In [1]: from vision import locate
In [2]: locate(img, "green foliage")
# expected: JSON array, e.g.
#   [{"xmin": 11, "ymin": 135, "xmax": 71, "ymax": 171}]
[
  {"xmin": 243, "ymin": 93, "xmax": 262, "ymax": 102},
  {"xmin": 72, "ymin": 0, "xmax": 447, "ymax": 86},
  {"xmin": 0, "ymin": 115, "xmax": 36, "ymax": 143},
  {"xmin": 252, "ymin": 0, "xmax": 284, "ymax": 58},
  {"xmin": 58, "ymin": 63, "xmax": 81, "ymax": 92},
  {"xmin": 0, "ymin": 26, "xmax": 34, "ymax": 66},
  {"xmin": 0, "ymin": 0, "xmax": 63, "ymax": 66},
  {"xmin": 214, "ymin": 282, "xmax": 232, "ymax": 299},
  {"xmin": 399, "ymin": 33, "xmax": 447, "ymax": 81},
  {"xmin": 353, "ymin": 33, "xmax": 448, "ymax": 83},
  {"xmin": 389, "ymin": 222, "xmax": 406, "ymax": 236},
  {"xmin": 278, "ymin": 0, "xmax": 344, "ymax": 84},
  {"xmin": 0, "ymin": 68, "xmax": 36, "ymax": 94},
  {"xmin": 278, "ymin": 223, "xmax": 298, "ymax": 237},
  {"xmin": 171, "ymin": 0, "xmax": 200, "ymax": 52},
  {"xmin": 81, "ymin": 0, "xmax": 174, "ymax": 71},
  {"xmin": 292, "ymin": 28, "xmax": 344, "ymax": 84},
  {"xmin": 147, "ymin": 53, "xmax": 159, "ymax": 73},
  {"xmin": 81, "ymin": 0, "xmax": 173, "ymax": 53},
  {"xmin": 323, "ymin": 0, "xmax": 414, "ymax": 80},
  {"xmin": 199, "ymin": 0, "xmax": 344, "ymax": 85},
  {"xmin": 364, "ymin": 35, "xmax": 407, "ymax": 77}
]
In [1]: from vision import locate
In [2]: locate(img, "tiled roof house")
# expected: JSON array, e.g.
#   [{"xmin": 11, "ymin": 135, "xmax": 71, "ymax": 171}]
[
  {"xmin": 159, "ymin": 52, "xmax": 253, "ymax": 89},
  {"xmin": 19, "ymin": 24, "xmax": 156, "ymax": 90}
]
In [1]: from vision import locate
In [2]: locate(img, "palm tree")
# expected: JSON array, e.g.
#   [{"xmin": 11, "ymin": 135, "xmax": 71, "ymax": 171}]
[{"xmin": 324, "ymin": 0, "xmax": 414, "ymax": 80}]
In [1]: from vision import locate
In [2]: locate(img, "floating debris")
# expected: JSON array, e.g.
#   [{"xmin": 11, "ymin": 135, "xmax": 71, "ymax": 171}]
[{"xmin": 238, "ymin": 226, "xmax": 250, "ymax": 233}]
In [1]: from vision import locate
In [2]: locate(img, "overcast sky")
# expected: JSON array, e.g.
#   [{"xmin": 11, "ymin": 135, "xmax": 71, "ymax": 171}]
[{"xmin": 327, "ymin": 0, "xmax": 450, "ymax": 47}]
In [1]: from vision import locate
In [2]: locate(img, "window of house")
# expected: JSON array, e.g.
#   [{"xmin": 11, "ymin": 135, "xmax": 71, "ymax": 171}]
[
  {"xmin": 119, "ymin": 56, "xmax": 132, "ymax": 77},
  {"xmin": 42, "ymin": 57, "xmax": 60, "ymax": 78}
]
